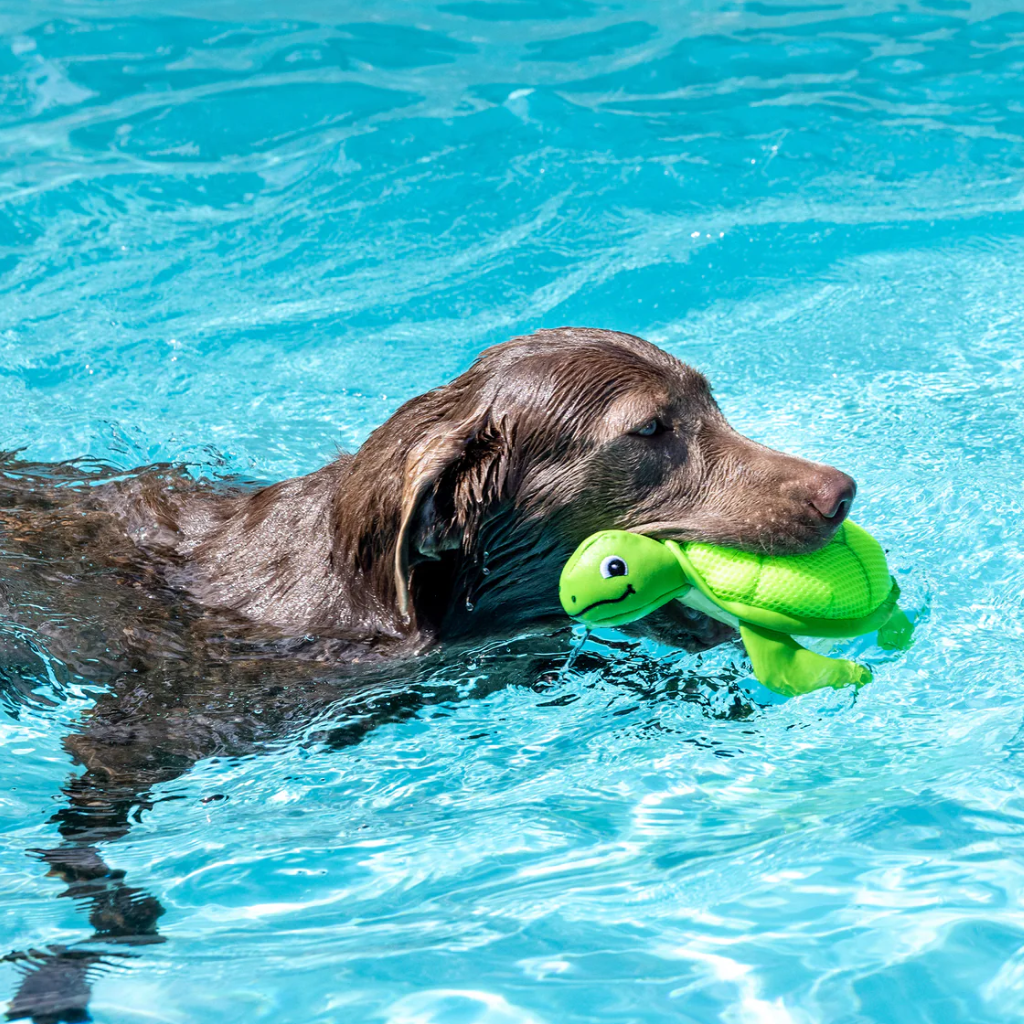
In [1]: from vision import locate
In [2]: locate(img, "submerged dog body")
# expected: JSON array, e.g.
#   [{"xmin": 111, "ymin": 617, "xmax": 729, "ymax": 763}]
[{"xmin": 59, "ymin": 326, "xmax": 855, "ymax": 659}]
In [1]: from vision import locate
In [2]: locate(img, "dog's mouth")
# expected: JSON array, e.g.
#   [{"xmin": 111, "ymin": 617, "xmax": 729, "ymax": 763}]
[
  {"xmin": 614, "ymin": 595, "xmax": 738, "ymax": 652},
  {"xmin": 629, "ymin": 513, "xmax": 844, "ymax": 556}
]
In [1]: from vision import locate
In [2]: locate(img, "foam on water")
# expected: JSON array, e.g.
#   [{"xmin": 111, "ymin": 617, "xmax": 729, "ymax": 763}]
[{"xmin": 2, "ymin": 1, "xmax": 1024, "ymax": 1021}]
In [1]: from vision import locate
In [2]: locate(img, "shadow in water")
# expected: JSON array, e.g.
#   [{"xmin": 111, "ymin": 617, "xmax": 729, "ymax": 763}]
[{"xmin": 0, "ymin": 630, "xmax": 555, "ymax": 1020}]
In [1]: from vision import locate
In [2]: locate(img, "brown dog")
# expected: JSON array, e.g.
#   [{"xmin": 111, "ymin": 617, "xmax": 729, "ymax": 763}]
[
  {"xmin": 0, "ymin": 326, "xmax": 856, "ymax": 1021},
  {"xmin": 40, "ymin": 326, "xmax": 852, "ymax": 655}
]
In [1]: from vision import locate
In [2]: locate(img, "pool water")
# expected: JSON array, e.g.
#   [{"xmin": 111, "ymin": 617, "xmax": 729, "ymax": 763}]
[{"xmin": 2, "ymin": 0, "xmax": 1024, "ymax": 1021}]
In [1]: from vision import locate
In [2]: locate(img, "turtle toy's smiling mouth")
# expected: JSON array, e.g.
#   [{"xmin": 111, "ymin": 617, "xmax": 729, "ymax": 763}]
[{"xmin": 577, "ymin": 583, "xmax": 636, "ymax": 617}]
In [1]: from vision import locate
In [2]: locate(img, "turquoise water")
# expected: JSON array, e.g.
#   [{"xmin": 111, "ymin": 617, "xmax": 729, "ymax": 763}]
[{"xmin": 3, "ymin": 0, "xmax": 1024, "ymax": 1021}]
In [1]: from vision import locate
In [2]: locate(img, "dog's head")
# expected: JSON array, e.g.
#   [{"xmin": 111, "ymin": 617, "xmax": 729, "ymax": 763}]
[{"xmin": 338, "ymin": 328, "xmax": 855, "ymax": 644}]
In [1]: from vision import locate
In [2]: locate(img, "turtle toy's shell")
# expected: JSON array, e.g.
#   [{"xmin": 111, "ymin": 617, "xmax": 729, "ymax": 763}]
[{"xmin": 669, "ymin": 520, "xmax": 898, "ymax": 637}]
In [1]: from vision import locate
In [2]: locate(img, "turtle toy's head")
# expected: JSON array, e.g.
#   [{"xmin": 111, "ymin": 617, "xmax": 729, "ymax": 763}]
[{"xmin": 558, "ymin": 530, "xmax": 689, "ymax": 627}]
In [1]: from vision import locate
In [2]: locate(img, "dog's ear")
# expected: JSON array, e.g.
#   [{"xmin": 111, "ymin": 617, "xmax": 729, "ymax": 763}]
[{"xmin": 394, "ymin": 415, "xmax": 512, "ymax": 621}]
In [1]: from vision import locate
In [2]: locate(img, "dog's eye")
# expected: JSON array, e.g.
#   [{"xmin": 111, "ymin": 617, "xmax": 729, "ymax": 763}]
[
  {"xmin": 600, "ymin": 555, "xmax": 628, "ymax": 578},
  {"xmin": 632, "ymin": 419, "xmax": 664, "ymax": 437}
]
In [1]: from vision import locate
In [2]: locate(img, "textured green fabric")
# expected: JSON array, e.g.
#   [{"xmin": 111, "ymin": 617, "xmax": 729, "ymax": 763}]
[{"xmin": 680, "ymin": 521, "xmax": 891, "ymax": 621}]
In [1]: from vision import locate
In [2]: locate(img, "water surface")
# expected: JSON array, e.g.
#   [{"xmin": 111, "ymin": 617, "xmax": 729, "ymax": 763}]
[{"xmin": 2, "ymin": 1, "xmax": 1024, "ymax": 1021}]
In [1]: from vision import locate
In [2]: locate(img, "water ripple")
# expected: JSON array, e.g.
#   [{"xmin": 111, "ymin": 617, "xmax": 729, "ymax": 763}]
[{"xmin": 3, "ymin": 1, "xmax": 1024, "ymax": 1022}]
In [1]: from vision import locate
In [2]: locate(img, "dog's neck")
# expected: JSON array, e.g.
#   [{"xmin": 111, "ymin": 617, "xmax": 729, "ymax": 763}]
[
  {"xmin": 420, "ymin": 507, "xmax": 570, "ymax": 639},
  {"xmin": 331, "ymin": 453, "xmax": 568, "ymax": 642}
]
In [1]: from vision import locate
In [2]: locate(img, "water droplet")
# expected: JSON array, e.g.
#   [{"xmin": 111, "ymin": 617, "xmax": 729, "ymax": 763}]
[
  {"xmin": 465, "ymin": 600, "xmax": 475, "ymax": 612},
  {"xmin": 482, "ymin": 567, "xmax": 490, "ymax": 576}
]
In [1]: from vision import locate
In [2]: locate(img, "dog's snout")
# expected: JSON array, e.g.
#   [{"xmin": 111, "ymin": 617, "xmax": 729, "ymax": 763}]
[{"xmin": 809, "ymin": 471, "xmax": 857, "ymax": 524}]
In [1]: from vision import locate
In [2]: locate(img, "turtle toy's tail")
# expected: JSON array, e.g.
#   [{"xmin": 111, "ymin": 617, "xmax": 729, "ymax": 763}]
[
  {"xmin": 739, "ymin": 623, "xmax": 872, "ymax": 697},
  {"xmin": 877, "ymin": 605, "xmax": 914, "ymax": 651}
]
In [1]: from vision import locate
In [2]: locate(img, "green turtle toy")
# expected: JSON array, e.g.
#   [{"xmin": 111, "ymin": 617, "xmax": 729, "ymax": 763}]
[{"xmin": 559, "ymin": 521, "xmax": 913, "ymax": 697}]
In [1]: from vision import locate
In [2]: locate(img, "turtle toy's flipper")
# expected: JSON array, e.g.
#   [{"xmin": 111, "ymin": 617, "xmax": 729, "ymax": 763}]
[{"xmin": 739, "ymin": 623, "xmax": 871, "ymax": 697}]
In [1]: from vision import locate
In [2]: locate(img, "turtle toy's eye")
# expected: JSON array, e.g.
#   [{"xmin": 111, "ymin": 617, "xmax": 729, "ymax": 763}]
[{"xmin": 600, "ymin": 555, "xmax": 629, "ymax": 578}]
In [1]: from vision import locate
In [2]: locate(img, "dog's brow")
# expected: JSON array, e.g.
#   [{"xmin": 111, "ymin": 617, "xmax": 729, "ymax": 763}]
[{"xmin": 598, "ymin": 389, "xmax": 671, "ymax": 438}]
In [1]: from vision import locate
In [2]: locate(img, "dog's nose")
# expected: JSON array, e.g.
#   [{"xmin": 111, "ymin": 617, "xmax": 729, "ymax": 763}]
[{"xmin": 810, "ymin": 471, "xmax": 856, "ymax": 524}]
